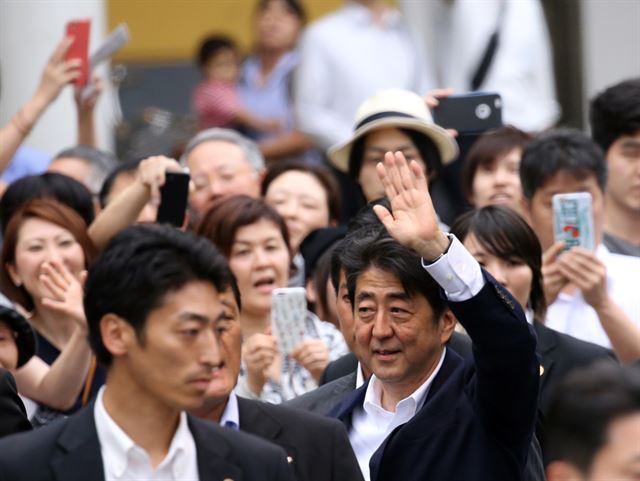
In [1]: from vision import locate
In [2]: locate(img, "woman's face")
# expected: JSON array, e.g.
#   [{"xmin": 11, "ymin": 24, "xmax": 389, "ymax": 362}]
[
  {"xmin": 0, "ymin": 321, "xmax": 18, "ymax": 371},
  {"xmin": 463, "ymin": 233, "xmax": 532, "ymax": 311},
  {"xmin": 228, "ymin": 219, "xmax": 290, "ymax": 317},
  {"xmin": 359, "ymin": 128, "xmax": 426, "ymax": 202},
  {"xmin": 265, "ymin": 170, "xmax": 331, "ymax": 252},
  {"xmin": 256, "ymin": 0, "xmax": 302, "ymax": 53},
  {"xmin": 470, "ymin": 147, "xmax": 525, "ymax": 215},
  {"xmin": 7, "ymin": 217, "xmax": 86, "ymax": 304}
]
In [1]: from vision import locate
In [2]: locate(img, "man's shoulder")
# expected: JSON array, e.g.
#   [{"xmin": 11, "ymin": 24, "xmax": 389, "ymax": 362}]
[
  {"xmin": 536, "ymin": 322, "xmax": 616, "ymax": 362},
  {"xmin": 284, "ymin": 372, "xmax": 356, "ymax": 414},
  {"xmin": 189, "ymin": 414, "xmax": 284, "ymax": 455},
  {"xmin": 240, "ymin": 397, "xmax": 345, "ymax": 433}
]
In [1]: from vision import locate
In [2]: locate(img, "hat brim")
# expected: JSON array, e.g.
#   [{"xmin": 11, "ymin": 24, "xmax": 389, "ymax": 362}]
[{"xmin": 328, "ymin": 117, "xmax": 459, "ymax": 174}]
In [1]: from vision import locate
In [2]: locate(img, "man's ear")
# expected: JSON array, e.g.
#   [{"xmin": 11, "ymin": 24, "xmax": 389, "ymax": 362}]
[
  {"xmin": 439, "ymin": 309, "xmax": 457, "ymax": 345},
  {"xmin": 100, "ymin": 313, "xmax": 137, "ymax": 360},
  {"xmin": 546, "ymin": 460, "xmax": 585, "ymax": 481}
]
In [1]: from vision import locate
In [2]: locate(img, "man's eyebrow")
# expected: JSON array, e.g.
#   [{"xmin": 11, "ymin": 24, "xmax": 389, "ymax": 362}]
[
  {"xmin": 621, "ymin": 138, "xmax": 640, "ymax": 148},
  {"xmin": 386, "ymin": 291, "xmax": 411, "ymax": 302},
  {"xmin": 177, "ymin": 312, "xmax": 211, "ymax": 324},
  {"xmin": 356, "ymin": 291, "xmax": 374, "ymax": 303}
]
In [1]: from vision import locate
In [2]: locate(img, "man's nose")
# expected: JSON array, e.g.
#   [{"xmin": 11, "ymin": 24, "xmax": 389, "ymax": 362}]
[
  {"xmin": 199, "ymin": 328, "xmax": 221, "ymax": 369},
  {"xmin": 371, "ymin": 311, "xmax": 393, "ymax": 339}
]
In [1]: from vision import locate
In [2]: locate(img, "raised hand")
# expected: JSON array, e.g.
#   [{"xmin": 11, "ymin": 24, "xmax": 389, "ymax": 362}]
[
  {"xmin": 35, "ymin": 37, "xmax": 82, "ymax": 105},
  {"xmin": 242, "ymin": 331, "xmax": 279, "ymax": 396},
  {"xmin": 136, "ymin": 155, "xmax": 183, "ymax": 205},
  {"xmin": 541, "ymin": 240, "xmax": 570, "ymax": 306},
  {"xmin": 557, "ymin": 247, "xmax": 609, "ymax": 310},
  {"xmin": 290, "ymin": 339, "xmax": 329, "ymax": 382},
  {"xmin": 39, "ymin": 260, "xmax": 87, "ymax": 329},
  {"xmin": 373, "ymin": 151, "xmax": 450, "ymax": 260}
]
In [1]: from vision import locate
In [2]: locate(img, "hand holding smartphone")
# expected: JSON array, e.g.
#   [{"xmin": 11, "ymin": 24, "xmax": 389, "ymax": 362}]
[
  {"xmin": 552, "ymin": 192, "xmax": 595, "ymax": 251},
  {"xmin": 432, "ymin": 92, "xmax": 502, "ymax": 134},
  {"xmin": 271, "ymin": 287, "xmax": 308, "ymax": 354},
  {"xmin": 64, "ymin": 19, "xmax": 91, "ymax": 86},
  {"xmin": 156, "ymin": 171, "xmax": 190, "ymax": 227}
]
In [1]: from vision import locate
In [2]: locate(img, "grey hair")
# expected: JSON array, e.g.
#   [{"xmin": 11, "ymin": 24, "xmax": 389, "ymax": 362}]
[
  {"xmin": 180, "ymin": 128, "xmax": 265, "ymax": 172},
  {"xmin": 53, "ymin": 145, "xmax": 119, "ymax": 195}
]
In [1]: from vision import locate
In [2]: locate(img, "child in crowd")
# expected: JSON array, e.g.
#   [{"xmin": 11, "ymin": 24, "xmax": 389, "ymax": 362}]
[{"xmin": 192, "ymin": 35, "xmax": 280, "ymax": 133}]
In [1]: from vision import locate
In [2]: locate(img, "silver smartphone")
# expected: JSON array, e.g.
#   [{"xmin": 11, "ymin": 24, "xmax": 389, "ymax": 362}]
[{"xmin": 552, "ymin": 192, "xmax": 595, "ymax": 251}]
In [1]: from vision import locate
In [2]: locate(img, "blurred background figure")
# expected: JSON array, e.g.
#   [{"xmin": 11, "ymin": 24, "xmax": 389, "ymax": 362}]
[
  {"xmin": 461, "ymin": 126, "xmax": 532, "ymax": 218},
  {"xmin": 192, "ymin": 34, "xmax": 281, "ymax": 134},
  {"xmin": 401, "ymin": 0, "xmax": 559, "ymax": 132},
  {"xmin": 239, "ymin": 0, "xmax": 318, "ymax": 165},
  {"xmin": 262, "ymin": 160, "xmax": 341, "ymax": 286},
  {"xmin": 544, "ymin": 362, "xmax": 640, "ymax": 480}
]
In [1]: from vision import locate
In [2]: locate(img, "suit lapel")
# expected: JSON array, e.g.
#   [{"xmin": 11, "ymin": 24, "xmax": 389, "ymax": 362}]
[
  {"xmin": 329, "ymin": 379, "xmax": 368, "ymax": 425},
  {"xmin": 189, "ymin": 415, "xmax": 244, "ymax": 481},
  {"xmin": 50, "ymin": 404, "xmax": 105, "ymax": 481}
]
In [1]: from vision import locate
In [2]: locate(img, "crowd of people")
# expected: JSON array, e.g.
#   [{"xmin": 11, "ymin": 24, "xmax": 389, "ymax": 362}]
[{"xmin": 0, "ymin": 1, "xmax": 639, "ymax": 480}]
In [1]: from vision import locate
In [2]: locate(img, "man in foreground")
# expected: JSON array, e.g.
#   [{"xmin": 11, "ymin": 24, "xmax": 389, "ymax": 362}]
[
  {"xmin": 0, "ymin": 225, "xmax": 294, "ymax": 481},
  {"xmin": 330, "ymin": 152, "xmax": 539, "ymax": 480}
]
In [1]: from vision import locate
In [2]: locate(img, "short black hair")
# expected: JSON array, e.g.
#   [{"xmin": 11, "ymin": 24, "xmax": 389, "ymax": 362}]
[
  {"xmin": 342, "ymin": 230, "xmax": 447, "ymax": 323},
  {"xmin": 0, "ymin": 172, "xmax": 95, "ymax": 234},
  {"xmin": 84, "ymin": 224, "xmax": 240, "ymax": 367},
  {"xmin": 590, "ymin": 78, "xmax": 640, "ymax": 154},
  {"xmin": 348, "ymin": 128, "xmax": 442, "ymax": 184},
  {"xmin": 520, "ymin": 128, "xmax": 607, "ymax": 200},
  {"xmin": 450, "ymin": 206, "xmax": 546, "ymax": 319},
  {"xmin": 545, "ymin": 361, "xmax": 640, "ymax": 472},
  {"xmin": 99, "ymin": 159, "xmax": 140, "ymax": 208},
  {"xmin": 256, "ymin": 0, "xmax": 306, "ymax": 23},
  {"xmin": 196, "ymin": 35, "xmax": 237, "ymax": 70}
]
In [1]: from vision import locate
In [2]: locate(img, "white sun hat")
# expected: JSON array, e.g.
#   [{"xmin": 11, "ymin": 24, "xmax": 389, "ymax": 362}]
[{"xmin": 328, "ymin": 89, "xmax": 459, "ymax": 173}]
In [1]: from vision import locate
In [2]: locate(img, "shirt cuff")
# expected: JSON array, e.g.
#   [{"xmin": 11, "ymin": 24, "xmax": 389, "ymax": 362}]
[{"xmin": 421, "ymin": 235, "xmax": 485, "ymax": 302}]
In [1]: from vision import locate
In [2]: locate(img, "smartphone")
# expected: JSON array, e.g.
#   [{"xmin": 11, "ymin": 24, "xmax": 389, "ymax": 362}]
[
  {"xmin": 552, "ymin": 192, "xmax": 595, "ymax": 251},
  {"xmin": 432, "ymin": 92, "xmax": 503, "ymax": 134},
  {"xmin": 271, "ymin": 287, "xmax": 307, "ymax": 354},
  {"xmin": 64, "ymin": 19, "xmax": 91, "ymax": 86},
  {"xmin": 156, "ymin": 171, "xmax": 190, "ymax": 227}
]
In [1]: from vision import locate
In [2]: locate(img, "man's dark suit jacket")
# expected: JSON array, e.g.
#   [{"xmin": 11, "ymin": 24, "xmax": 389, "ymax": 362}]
[
  {"xmin": 329, "ymin": 275, "xmax": 540, "ymax": 481},
  {"xmin": 237, "ymin": 397, "xmax": 364, "ymax": 481},
  {"xmin": 534, "ymin": 320, "xmax": 616, "ymax": 415},
  {"xmin": 0, "ymin": 368, "xmax": 31, "ymax": 437},
  {"xmin": 0, "ymin": 400, "xmax": 295, "ymax": 481}
]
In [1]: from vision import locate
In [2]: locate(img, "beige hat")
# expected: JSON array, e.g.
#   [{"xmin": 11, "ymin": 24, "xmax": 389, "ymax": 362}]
[{"xmin": 328, "ymin": 89, "xmax": 459, "ymax": 173}]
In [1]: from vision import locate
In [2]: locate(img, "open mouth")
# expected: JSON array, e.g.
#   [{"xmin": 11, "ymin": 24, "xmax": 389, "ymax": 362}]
[{"xmin": 253, "ymin": 275, "xmax": 276, "ymax": 293}]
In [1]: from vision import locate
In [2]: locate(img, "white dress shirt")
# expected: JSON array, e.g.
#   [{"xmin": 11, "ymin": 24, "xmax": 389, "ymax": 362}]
[
  {"xmin": 349, "ymin": 235, "xmax": 485, "ymax": 480},
  {"xmin": 350, "ymin": 348, "xmax": 447, "ymax": 481},
  {"xmin": 94, "ymin": 387, "xmax": 200, "ymax": 481},
  {"xmin": 294, "ymin": 1, "xmax": 433, "ymax": 150},
  {"xmin": 545, "ymin": 244, "xmax": 640, "ymax": 348}
]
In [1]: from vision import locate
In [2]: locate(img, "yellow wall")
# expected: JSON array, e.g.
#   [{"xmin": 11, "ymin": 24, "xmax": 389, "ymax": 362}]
[{"xmin": 108, "ymin": 0, "xmax": 349, "ymax": 62}]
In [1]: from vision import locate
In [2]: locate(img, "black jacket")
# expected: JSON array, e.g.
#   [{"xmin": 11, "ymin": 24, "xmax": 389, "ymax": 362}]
[
  {"xmin": 0, "ymin": 400, "xmax": 295, "ymax": 481},
  {"xmin": 237, "ymin": 397, "xmax": 364, "ymax": 481}
]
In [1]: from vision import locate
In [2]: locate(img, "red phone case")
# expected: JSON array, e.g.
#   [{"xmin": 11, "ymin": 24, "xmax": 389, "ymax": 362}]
[{"xmin": 64, "ymin": 19, "xmax": 91, "ymax": 86}]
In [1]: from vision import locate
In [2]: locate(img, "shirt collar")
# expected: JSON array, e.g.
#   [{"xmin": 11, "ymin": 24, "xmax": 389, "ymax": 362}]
[
  {"xmin": 219, "ymin": 391, "xmax": 240, "ymax": 430},
  {"xmin": 356, "ymin": 361, "xmax": 366, "ymax": 388},
  {"xmin": 363, "ymin": 347, "xmax": 447, "ymax": 418},
  {"xmin": 94, "ymin": 386, "xmax": 193, "ymax": 479}
]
